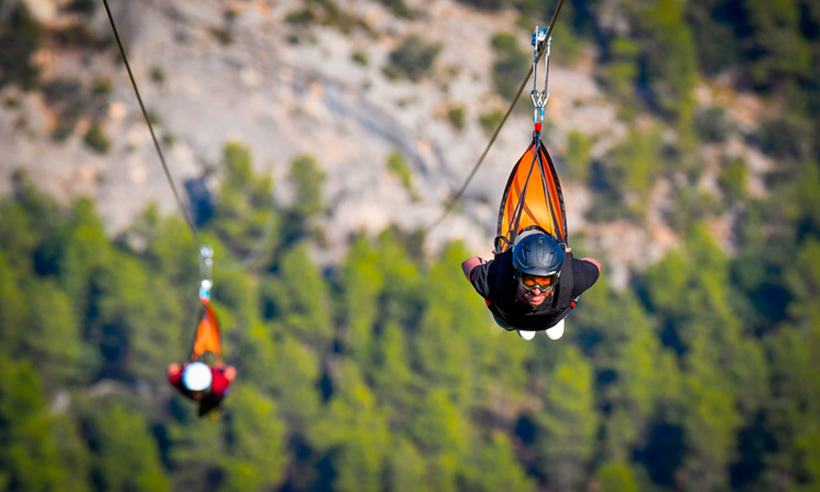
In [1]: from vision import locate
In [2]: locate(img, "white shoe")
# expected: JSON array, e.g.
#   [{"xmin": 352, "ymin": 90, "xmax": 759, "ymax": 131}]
[
  {"xmin": 545, "ymin": 319, "xmax": 565, "ymax": 340},
  {"xmin": 517, "ymin": 329, "xmax": 536, "ymax": 341}
]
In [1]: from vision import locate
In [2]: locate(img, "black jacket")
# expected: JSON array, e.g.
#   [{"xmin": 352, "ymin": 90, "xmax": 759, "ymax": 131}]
[{"xmin": 469, "ymin": 249, "xmax": 599, "ymax": 330}]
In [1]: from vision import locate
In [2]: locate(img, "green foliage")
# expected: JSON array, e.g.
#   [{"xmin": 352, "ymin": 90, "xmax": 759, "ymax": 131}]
[
  {"xmin": 411, "ymin": 387, "xmax": 470, "ymax": 458},
  {"xmin": 429, "ymin": 243, "xmax": 530, "ymax": 409},
  {"xmin": 211, "ymin": 142, "xmax": 280, "ymax": 265},
  {"xmin": 305, "ymin": 0, "xmax": 362, "ymax": 33},
  {"xmin": 600, "ymin": 0, "xmax": 698, "ymax": 124},
  {"xmin": 785, "ymin": 239, "xmax": 820, "ymax": 321},
  {"xmin": 289, "ymin": 154, "xmax": 326, "ymax": 220},
  {"xmin": 266, "ymin": 334, "xmax": 322, "ymax": 430},
  {"xmin": 718, "ymin": 157, "xmax": 749, "ymax": 204},
  {"xmin": 465, "ymin": 431, "xmax": 536, "ymax": 492},
  {"xmin": 264, "ymin": 243, "xmax": 333, "ymax": 347},
  {"xmin": 84, "ymin": 122, "xmax": 111, "ymax": 153},
  {"xmin": 60, "ymin": 197, "xmax": 114, "ymax": 314},
  {"xmin": 695, "ymin": 106, "xmax": 733, "ymax": 143},
  {"xmin": 351, "ymin": 50, "xmax": 368, "ymax": 65},
  {"xmin": 386, "ymin": 151, "xmax": 415, "ymax": 196},
  {"xmin": 209, "ymin": 27, "xmax": 233, "ymax": 45},
  {"xmin": 56, "ymin": 23, "xmax": 101, "ymax": 49},
  {"xmin": 221, "ymin": 387, "xmax": 287, "ymax": 491},
  {"xmin": 756, "ymin": 116, "xmax": 811, "ymax": 162},
  {"xmin": 311, "ymin": 362, "xmax": 390, "ymax": 492},
  {"xmin": 44, "ymin": 77, "xmax": 107, "ymax": 141},
  {"xmin": 587, "ymin": 123, "xmax": 664, "ymax": 221},
  {"xmin": 564, "ymin": 130, "xmax": 595, "ymax": 182},
  {"xmin": 0, "ymin": 3, "xmax": 43, "ymax": 90},
  {"xmin": 386, "ymin": 438, "xmax": 427, "ymax": 492},
  {"xmin": 371, "ymin": 321, "xmax": 419, "ymax": 428},
  {"xmin": 478, "ymin": 108, "xmax": 504, "ymax": 136},
  {"xmin": 637, "ymin": 0, "xmax": 699, "ymax": 123},
  {"xmin": 665, "ymin": 186, "xmax": 721, "ymax": 232},
  {"xmin": 614, "ymin": 123, "xmax": 663, "ymax": 193},
  {"xmin": 538, "ymin": 346, "xmax": 599, "ymax": 491},
  {"xmin": 490, "ymin": 32, "xmax": 529, "ymax": 100},
  {"xmin": 339, "ymin": 237, "xmax": 383, "ymax": 359},
  {"xmin": 763, "ymin": 320, "xmax": 820, "ymax": 488},
  {"xmin": 598, "ymin": 461, "xmax": 639, "ymax": 492},
  {"xmin": 92, "ymin": 77, "xmax": 112, "ymax": 97},
  {"xmin": 453, "ymin": 0, "xmax": 508, "ymax": 9},
  {"xmin": 150, "ymin": 67, "xmax": 166, "ymax": 84},
  {"xmin": 91, "ymin": 403, "xmax": 169, "ymax": 492},
  {"xmin": 23, "ymin": 278, "xmax": 89, "ymax": 386},
  {"xmin": 0, "ymin": 249, "xmax": 29, "ymax": 360},
  {"xmin": 642, "ymin": 226, "xmax": 770, "ymax": 440},
  {"xmin": 376, "ymin": 0, "xmax": 413, "ymax": 18},
  {"xmin": 386, "ymin": 36, "xmax": 440, "ymax": 82},
  {"xmin": 0, "ymin": 112, "xmax": 818, "ymax": 491},
  {"xmin": 446, "ymin": 104, "xmax": 465, "ymax": 130},
  {"xmin": 685, "ymin": 0, "xmax": 742, "ymax": 75},
  {"xmin": 0, "ymin": 358, "xmax": 85, "ymax": 491},
  {"xmin": 147, "ymin": 215, "xmax": 198, "ymax": 289},
  {"xmin": 92, "ymin": 250, "xmax": 183, "ymax": 379},
  {"xmin": 743, "ymin": 0, "xmax": 811, "ymax": 88},
  {"xmin": 67, "ymin": 0, "xmax": 97, "ymax": 15},
  {"xmin": 601, "ymin": 37, "xmax": 642, "ymax": 117},
  {"xmin": 285, "ymin": 8, "xmax": 316, "ymax": 26},
  {"xmin": 51, "ymin": 413, "xmax": 92, "ymax": 492}
]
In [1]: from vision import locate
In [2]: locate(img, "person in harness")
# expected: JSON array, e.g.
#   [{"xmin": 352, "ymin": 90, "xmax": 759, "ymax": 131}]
[
  {"xmin": 462, "ymin": 227, "xmax": 600, "ymax": 340},
  {"xmin": 168, "ymin": 247, "xmax": 237, "ymax": 416},
  {"xmin": 168, "ymin": 358, "xmax": 236, "ymax": 417},
  {"xmin": 460, "ymin": 30, "xmax": 601, "ymax": 341}
]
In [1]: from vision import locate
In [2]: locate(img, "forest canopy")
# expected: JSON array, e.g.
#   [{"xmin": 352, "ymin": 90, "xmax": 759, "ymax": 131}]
[
  {"xmin": 1, "ymin": 133, "xmax": 819, "ymax": 490},
  {"xmin": 2, "ymin": 0, "xmax": 820, "ymax": 490}
]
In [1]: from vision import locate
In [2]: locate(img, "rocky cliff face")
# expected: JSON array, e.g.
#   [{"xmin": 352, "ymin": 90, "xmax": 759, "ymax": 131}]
[{"xmin": 0, "ymin": 0, "xmax": 774, "ymax": 285}]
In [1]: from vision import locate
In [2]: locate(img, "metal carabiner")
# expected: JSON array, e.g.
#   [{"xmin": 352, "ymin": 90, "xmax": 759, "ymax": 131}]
[
  {"xmin": 530, "ymin": 28, "xmax": 552, "ymax": 129},
  {"xmin": 199, "ymin": 246, "xmax": 214, "ymax": 303},
  {"xmin": 532, "ymin": 26, "xmax": 548, "ymax": 49}
]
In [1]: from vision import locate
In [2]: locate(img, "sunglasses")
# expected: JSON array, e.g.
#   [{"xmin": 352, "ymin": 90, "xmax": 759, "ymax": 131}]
[{"xmin": 518, "ymin": 273, "xmax": 556, "ymax": 292}]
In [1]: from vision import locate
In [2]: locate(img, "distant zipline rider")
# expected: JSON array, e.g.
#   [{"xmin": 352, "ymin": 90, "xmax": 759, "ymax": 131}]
[
  {"xmin": 462, "ymin": 31, "xmax": 600, "ymax": 341},
  {"xmin": 168, "ymin": 247, "xmax": 237, "ymax": 417}
]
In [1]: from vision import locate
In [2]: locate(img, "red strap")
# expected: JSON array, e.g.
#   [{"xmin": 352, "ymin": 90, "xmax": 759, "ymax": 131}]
[
  {"xmin": 210, "ymin": 367, "xmax": 230, "ymax": 395},
  {"xmin": 534, "ymin": 123, "xmax": 542, "ymax": 132}
]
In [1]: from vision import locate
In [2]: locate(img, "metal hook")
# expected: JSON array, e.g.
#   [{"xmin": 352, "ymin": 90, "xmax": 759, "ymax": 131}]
[
  {"xmin": 532, "ymin": 26, "xmax": 548, "ymax": 48},
  {"xmin": 199, "ymin": 246, "xmax": 214, "ymax": 303},
  {"xmin": 531, "ymin": 29, "xmax": 553, "ymax": 128}
]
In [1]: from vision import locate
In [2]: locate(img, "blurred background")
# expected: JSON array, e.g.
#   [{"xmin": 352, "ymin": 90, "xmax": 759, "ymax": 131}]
[{"xmin": 0, "ymin": 0, "xmax": 819, "ymax": 490}]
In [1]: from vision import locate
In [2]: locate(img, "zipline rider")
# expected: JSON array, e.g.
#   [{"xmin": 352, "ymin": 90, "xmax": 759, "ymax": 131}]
[{"xmin": 462, "ymin": 228, "xmax": 600, "ymax": 341}]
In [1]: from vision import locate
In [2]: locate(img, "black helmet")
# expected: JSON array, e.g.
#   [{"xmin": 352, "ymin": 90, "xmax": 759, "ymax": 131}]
[{"xmin": 512, "ymin": 229, "xmax": 564, "ymax": 277}]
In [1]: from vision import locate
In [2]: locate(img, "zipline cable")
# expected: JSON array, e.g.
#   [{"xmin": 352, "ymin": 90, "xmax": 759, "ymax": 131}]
[
  {"xmin": 423, "ymin": 0, "xmax": 565, "ymax": 234},
  {"xmin": 102, "ymin": 0, "xmax": 277, "ymax": 271},
  {"xmin": 213, "ymin": 190, "xmax": 279, "ymax": 272},
  {"xmin": 101, "ymin": 0, "xmax": 202, "ymax": 249}
]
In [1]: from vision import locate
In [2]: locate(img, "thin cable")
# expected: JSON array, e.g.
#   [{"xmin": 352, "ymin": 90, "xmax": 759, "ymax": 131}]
[
  {"xmin": 103, "ymin": 0, "xmax": 278, "ymax": 271},
  {"xmin": 213, "ymin": 196, "xmax": 279, "ymax": 272},
  {"xmin": 102, "ymin": 0, "xmax": 203, "ymax": 249},
  {"xmin": 423, "ymin": 0, "xmax": 565, "ymax": 233}
]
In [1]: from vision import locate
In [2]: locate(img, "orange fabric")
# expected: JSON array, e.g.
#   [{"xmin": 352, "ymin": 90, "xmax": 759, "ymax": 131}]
[
  {"xmin": 498, "ymin": 141, "xmax": 565, "ymax": 252},
  {"xmin": 191, "ymin": 304, "xmax": 222, "ymax": 361}
]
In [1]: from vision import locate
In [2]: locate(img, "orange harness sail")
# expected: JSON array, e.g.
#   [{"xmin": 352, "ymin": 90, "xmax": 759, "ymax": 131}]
[
  {"xmin": 495, "ymin": 138, "xmax": 567, "ymax": 254},
  {"xmin": 191, "ymin": 304, "xmax": 222, "ymax": 361},
  {"xmin": 495, "ymin": 30, "xmax": 567, "ymax": 254},
  {"xmin": 189, "ymin": 246, "xmax": 222, "ymax": 363}
]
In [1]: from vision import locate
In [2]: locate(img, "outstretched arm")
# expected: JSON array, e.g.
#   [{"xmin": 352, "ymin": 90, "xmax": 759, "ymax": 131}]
[
  {"xmin": 461, "ymin": 257, "xmax": 485, "ymax": 280},
  {"xmin": 580, "ymin": 257, "xmax": 602, "ymax": 274}
]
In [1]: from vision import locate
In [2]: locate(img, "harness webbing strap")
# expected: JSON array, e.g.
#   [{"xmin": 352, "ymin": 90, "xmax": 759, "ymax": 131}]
[{"xmin": 537, "ymin": 144, "xmax": 561, "ymax": 242}]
